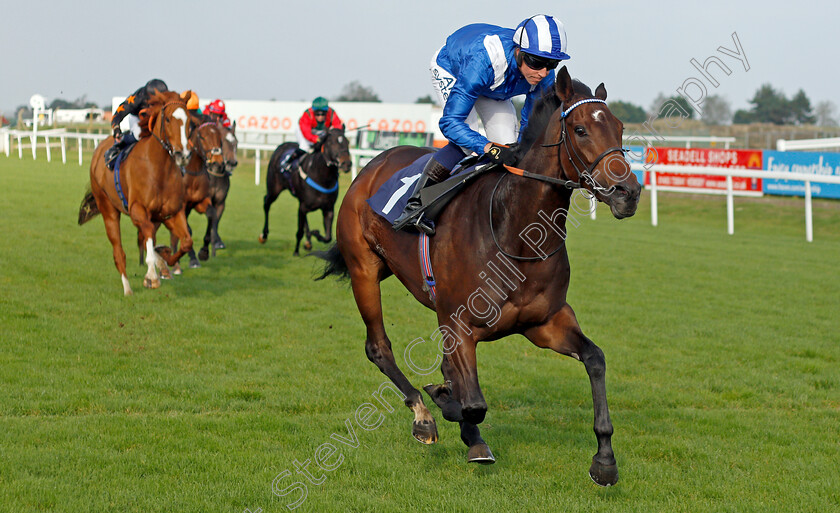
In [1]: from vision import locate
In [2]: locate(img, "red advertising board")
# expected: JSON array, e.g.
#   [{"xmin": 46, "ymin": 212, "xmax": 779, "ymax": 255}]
[{"xmin": 645, "ymin": 147, "xmax": 763, "ymax": 195}]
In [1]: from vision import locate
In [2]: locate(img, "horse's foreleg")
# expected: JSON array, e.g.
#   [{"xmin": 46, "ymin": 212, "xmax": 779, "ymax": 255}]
[
  {"xmin": 524, "ymin": 304, "xmax": 618, "ymax": 487},
  {"xmin": 310, "ymin": 208, "xmax": 334, "ymax": 243},
  {"xmin": 211, "ymin": 201, "xmax": 226, "ymax": 254},
  {"xmin": 199, "ymin": 206, "xmax": 214, "ymax": 261},
  {"xmin": 137, "ymin": 229, "xmax": 145, "ymax": 267},
  {"xmin": 433, "ymin": 335, "xmax": 494, "ymax": 463},
  {"xmin": 128, "ymin": 204, "xmax": 161, "ymax": 290},
  {"xmin": 158, "ymin": 211, "xmax": 193, "ymax": 267}
]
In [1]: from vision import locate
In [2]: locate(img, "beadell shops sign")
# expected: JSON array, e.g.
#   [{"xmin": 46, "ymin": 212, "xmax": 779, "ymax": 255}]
[{"xmin": 645, "ymin": 147, "xmax": 763, "ymax": 196}]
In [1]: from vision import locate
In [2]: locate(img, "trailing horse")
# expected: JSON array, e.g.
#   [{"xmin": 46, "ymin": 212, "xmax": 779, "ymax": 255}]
[
  {"xmin": 316, "ymin": 67, "xmax": 641, "ymax": 486},
  {"xmin": 195, "ymin": 120, "xmax": 238, "ymax": 260},
  {"xmin": 165, "ymin": 119, "xmax": 225, "ymax": 273},
  {"xmin": 259, "ymin": 127, "xmax": 352, "ymax": 255},
  {"xmin": 79, "ymin": 91, "xmax": 197, "ymax": 295}
]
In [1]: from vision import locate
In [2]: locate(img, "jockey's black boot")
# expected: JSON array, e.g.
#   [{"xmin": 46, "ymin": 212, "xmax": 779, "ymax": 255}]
[
  {"xmin": 281, "ymin": 148, "xmax": 307, "ymax": 176},
  {"xmin": 105, "ymin": 132, "xmax": 137, "ymax": 170},
  {"xmin": 392, "ymin": 157, "xmax": 451, "ymax": 235}
]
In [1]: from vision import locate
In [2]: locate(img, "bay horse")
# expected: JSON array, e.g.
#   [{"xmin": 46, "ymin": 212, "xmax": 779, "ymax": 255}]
[
  {"xmin": 316, "ymin": 67, "xmax": 641, "ymax": 486},
  {"xmin": 259, "ymin": 127, "xmax": 352, "ymax": 255},
  {"xmin": 166, "ymin": 120, "xmax": 225, "ymax": 272},
  {"xmin": 195, "ymin": 120, "xmax": 238, "ymax": 261},
  {"xmin": 79, "ymin": 91, "xmax": 197, "ymax": 295}
]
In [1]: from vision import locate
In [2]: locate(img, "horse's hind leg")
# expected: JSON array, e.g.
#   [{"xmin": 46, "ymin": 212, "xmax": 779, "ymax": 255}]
[
  {"xmin": 348, "ymin": 253, "xmax": 438, "ymax": 444},
  {"xmin": 524, "ymin": 304, "xmax": 618, "ymax": 486},
  {"xmin": 96, "ymin": 196, "xmax": 132, "ymax": 295},
  {"xmin": 259, "ymin": 175, "xmax": 284, "ymax": 244}
]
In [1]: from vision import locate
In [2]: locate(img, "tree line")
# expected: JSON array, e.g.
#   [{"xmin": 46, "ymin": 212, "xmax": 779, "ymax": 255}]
[
  {"xmin": 5, "ymin": 82, "xmax": 836, "ymax": 128},
  {"xmin": 608, "ymin": 84, "xmax": 838, "ymax": 127}
]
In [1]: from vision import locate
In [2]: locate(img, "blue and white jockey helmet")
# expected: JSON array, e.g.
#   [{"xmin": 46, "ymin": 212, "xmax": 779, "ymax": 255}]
[{"xmin": 513, "ymin": 15, "xmax": 570, "ymax": 61}]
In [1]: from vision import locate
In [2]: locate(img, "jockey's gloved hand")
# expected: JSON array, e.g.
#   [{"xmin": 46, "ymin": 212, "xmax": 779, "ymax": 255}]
[
  {"xmin": 112, "ymin": 127, "xmax": 122, "ymax": 141},
  {"xmin": 485, "ymin": 144, "xmax": 517, "ymax": 166}
]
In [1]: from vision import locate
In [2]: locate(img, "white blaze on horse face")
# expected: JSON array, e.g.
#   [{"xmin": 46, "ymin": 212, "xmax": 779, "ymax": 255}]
[
  {"xmin": 172, "ymin": 108, "xmax": 188, "ymax": 150},
  {"xmin": 592, "ymin": 110, "xmax": 605, "ymax": 122},
  {"xmin": 225, "ymin": 133, "xmax": 236, "ymax": 144}
]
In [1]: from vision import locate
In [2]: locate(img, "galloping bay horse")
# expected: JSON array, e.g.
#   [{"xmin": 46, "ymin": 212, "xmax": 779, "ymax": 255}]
[
  {"xmin": 316, "ymin": 67, "xmax": 641, "ymax": 486},
  {"xmin": 79, "ymin": 91, "xmax": 196, "ymax": 295},
  {"xmin": 195, "ymin": 120, "xmax": 238, "ymax": 261},
  {"xmin": 259, "ymin": 127, "xmax": 352, "ymax": 255}
]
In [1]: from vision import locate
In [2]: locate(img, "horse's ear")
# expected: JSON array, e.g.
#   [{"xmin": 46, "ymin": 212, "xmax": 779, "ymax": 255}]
[
  {"xmin": 231, "ymin": 120, "xmax": 236, "ymax": 134},
  {"xmin": 341, "ymin": 123, "xmax": 346, "ymax": 131},
  {"xmin": 594, "ymin": 83, "xmax": 607, "ymax": 101},
  {"xmin": 554, "ymin": 65, "xmax": 574, "ymax": 103}
]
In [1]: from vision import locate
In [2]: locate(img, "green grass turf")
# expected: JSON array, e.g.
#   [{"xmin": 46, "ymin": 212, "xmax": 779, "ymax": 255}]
[{"xmin": 0, "ymin": 152, "xmax": 838, "ymax": 512}]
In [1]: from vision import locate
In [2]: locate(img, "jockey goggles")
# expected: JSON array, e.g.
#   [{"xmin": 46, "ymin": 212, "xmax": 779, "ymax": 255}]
[
  {"xmin": 314, "ymin": 110, "xmax": 327, "ymax": 116},
  {"xmin": 521, "ymin": 52, "xmax": 560, "ymax": 71}
]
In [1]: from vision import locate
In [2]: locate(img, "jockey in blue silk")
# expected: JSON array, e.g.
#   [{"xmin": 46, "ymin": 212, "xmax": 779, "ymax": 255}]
[{"xmin": 393, "ymin": 14, "xmax": 570, "ymax": 235}]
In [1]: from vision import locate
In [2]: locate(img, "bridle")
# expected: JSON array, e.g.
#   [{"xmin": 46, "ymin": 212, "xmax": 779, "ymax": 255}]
[
  {"xmin": 187, "ymin": 121, "xmax": 223, "ymax": 174},
  {"xmin": 542, "ymin": 98, "xmax": 626, "ymax": 194},
  {"xmin": 490, "ymin": 97, "xmax": 626, "ymax": 261},
  {"xmin": 319, "ymin": 130, "xmax": 351, "ymax": 168},
  {"xmin": 150, "ymin": 100, "xmax": 188, "ymax": 159}
]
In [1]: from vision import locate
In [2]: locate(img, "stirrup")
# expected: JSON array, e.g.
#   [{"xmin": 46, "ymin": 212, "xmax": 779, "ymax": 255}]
[{"xmin": 393, "ymin": 209, "xmax": 435, "ymax": 235}]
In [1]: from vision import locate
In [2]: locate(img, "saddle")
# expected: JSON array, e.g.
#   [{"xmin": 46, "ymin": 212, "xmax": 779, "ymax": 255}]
[
  {"xmin": 106, "ymin": 140, "xmax": 138, "ymax": 172},
  {"xmin": 367, "ymin": 154, "xmax": 494, "ymax": 227}
]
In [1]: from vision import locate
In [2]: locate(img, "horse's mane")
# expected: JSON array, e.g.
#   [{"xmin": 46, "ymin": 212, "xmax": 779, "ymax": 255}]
[
  {"xmin": 515, "ymin": 79, "xmax": 593, "ymax": 158},
  {"xmin": 147, "ymin": 90, "xmax": 183, "ymax": 112}
]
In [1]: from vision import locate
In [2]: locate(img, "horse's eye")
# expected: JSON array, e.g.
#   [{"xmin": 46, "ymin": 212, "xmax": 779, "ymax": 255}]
[{"xmin": 574, "ymin": 126, "xmax": 587, "ymax": 136}]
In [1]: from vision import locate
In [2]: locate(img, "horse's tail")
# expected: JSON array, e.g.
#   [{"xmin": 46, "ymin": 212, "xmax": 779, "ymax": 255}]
[
  {"xmin": 78, "ymin": 188, "xmax": 100, "ymax": 225},
  {"xmin": 312, "ymin": 242, "xmax": 349, "ymax": 281}
]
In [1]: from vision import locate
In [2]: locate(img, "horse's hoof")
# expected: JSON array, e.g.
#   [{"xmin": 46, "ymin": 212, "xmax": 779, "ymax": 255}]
[
  {"xmin": 143, "ymin": 277, "xmax": 161, "ymax": 289},
  {"xmin": 213, "ymin": 241, "xmax": 225, "ymax": 250},
  {"xmin": 198, "ymin": 248, "xmax": 209, "ymax": 261},
  {"xmin": 303, "ymin": 241, "xmax": 312, "ymax": 251},
  {"xmin": 412, "ymin": 419, "xmax": 438, "ymax": 445},
  {"xmin": 293, "ymin": 251, "xmax": 300, "ymax": 257},
  {"xmin": 589, "ymin": 459, "xmax": 619, "ymax": 487},
  {"xmin": 189, "ymin": 259, "xmax": 201, "ymax": 269},
  {"xmin": 467, "ymin": 443, "xmax": 495, "ymax": 465},
  {"xmin": 172, "ymin": 263, "xmax": 182, "ymax": 276},
  {"xmin": 258, "ymin": 234, "xmax": 267, "ymax": 244}
]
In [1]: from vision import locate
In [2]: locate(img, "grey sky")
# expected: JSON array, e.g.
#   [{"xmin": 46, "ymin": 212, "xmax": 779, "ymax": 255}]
[{"xmin": 1, "ymin": 0, "xmax": 837, "ymax": 116}]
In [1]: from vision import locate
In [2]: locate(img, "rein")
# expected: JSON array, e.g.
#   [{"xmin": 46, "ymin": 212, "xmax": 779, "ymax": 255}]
[{"xmin": 489, "ymin": 97, "xmax": 625, "ymax": 261}]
